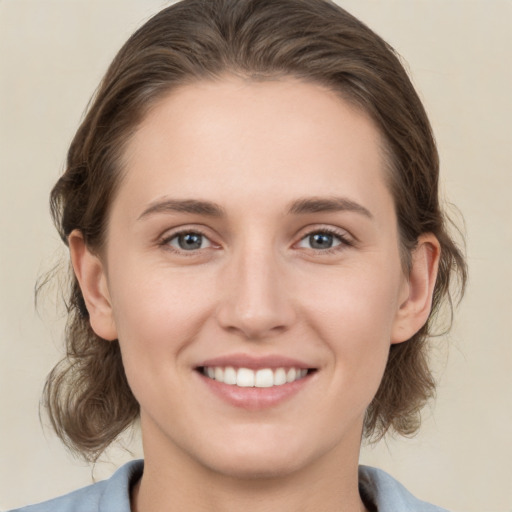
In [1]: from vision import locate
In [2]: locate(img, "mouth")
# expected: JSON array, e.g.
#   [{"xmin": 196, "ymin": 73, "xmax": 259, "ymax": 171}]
[
  {"xmin": 197, "ymin": 366, "xmax": 315, "ymax": 388},
  {"xmin": 194, "ymin": 354, "xmax": 318, "ymax": 409}
]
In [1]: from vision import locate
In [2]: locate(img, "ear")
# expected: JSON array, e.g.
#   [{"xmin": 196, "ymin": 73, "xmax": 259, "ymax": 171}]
[
  {"xmin": 391, "ymin": 233, "xmax": 441, "ymax": 344},
  {"xmin": 68, "ymin": 230, "xmax": 118, "ymax": 341}
]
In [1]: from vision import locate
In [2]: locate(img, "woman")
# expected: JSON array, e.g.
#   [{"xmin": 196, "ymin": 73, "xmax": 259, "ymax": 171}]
[{"xmin": 10, "ymin": 0, "xmax": 466, "ymax": 510}]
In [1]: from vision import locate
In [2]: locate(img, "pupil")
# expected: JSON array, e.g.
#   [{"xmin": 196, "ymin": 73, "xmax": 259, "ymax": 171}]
[
  {"xmin": 179, "ymin": 233, "xmax": 202, "ymax": 250},
  {"xmin": 310, "ymin": 233, "xmax": 333, "ymax": 249}
]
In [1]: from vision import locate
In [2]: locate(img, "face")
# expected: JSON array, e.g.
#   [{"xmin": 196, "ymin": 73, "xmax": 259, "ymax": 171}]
[{"xmin": 80, "ymin": 77, "xmax": 422, "ymax": 479}]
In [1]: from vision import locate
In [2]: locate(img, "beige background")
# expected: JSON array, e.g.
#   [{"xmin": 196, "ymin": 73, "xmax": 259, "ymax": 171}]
[{"xmin": 1, "ymin": 1, "xmax": 511, "ymax": 510}]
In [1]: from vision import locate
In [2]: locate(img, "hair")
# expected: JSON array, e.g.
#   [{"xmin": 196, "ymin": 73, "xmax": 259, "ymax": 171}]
[{"xmin": 43, "ymin": 0, "xmax": 467, "ymax": 461}]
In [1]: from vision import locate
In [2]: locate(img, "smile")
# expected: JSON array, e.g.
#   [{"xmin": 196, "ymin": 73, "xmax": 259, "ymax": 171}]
[{"xmin": 200, "ymin": 366, "xmax": 309, "ymax": 388}]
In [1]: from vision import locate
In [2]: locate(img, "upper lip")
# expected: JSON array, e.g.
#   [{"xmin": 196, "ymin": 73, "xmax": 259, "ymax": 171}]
[{"xmin": 197, "ymin": 353, "xmax": 314, "ymax": 370}]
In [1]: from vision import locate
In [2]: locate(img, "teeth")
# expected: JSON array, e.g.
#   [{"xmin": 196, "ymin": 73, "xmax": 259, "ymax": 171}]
[
  {"xmin": 255, "ymin": 368, "xmax": 273, "ymax": 388},
  {"xmin": 274, "ymin": 368, "xmax": 287, "ymax": 385},
  {"xmin": 286, "ymin": 368, "xmax": 296, "ymax": 383},
  {"xmin": 214, "ymin": 367, "xmax": 224, "ymax": 382},
  {"xmin": 237, "ymin": 368, "xmax": 255, "ymax": 387},
  {"xmin": 224, "ymin": 366, "xmax": 237, "ymax": 385},
  {"xmin": 202, "ymin": 366, "xmax": 309, "ymax": 387}
]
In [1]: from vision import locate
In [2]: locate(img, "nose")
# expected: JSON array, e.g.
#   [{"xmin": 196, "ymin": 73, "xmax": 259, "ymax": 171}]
[{"xmin": 215, "ymin": 243, "xmax": 296, "ymax": 341}]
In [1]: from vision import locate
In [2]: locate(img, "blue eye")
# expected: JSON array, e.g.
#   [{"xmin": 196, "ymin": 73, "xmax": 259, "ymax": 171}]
[
  {"xmin": 297, "ymin": 230, "xmax": 349, "ymax": 251},
  {"xmin": 309, "ymin": 232, "xmax": 338, "ymax": 249},
  {"xmin": 167, "ymin": 231, "xmax": 212, "ymax": 251}
]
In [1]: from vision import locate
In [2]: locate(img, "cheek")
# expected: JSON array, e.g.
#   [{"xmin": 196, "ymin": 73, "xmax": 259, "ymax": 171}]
[
  {"xmin": 108, "ymin": 265, "xmax": 216, "ymax": 364},
  {"xmin": 298, "ymin": 262, "xmax": 402, "ymax": 392},
  {"xmin": 107, "ymin": 270, "xmax": 215, "ymax": 414},
  {"xmin": 300, "ymin": 260, "xmax": 402, "ymax": 339}
]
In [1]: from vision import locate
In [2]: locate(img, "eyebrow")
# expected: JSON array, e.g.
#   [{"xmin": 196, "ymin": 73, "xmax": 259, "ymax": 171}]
[
  {"xmin": 287, "ymin": 196, "xmax": 373, "ymax": 218},
  {"xmin": 138, "ymin": 198, "xmax": 226, "ymax": 220},
  {"xmin": 137, "ymin": 196, "xmax": 373, "ymax": 221}
]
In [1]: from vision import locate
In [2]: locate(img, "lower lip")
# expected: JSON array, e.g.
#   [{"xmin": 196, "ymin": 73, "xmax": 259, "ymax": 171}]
[{"xmin": 196, "ymin": 371, "xmax": 315, "ymax": 410}]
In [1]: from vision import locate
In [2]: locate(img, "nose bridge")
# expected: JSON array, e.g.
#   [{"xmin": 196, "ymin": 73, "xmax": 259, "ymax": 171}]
[{"xmin": 216, "ymin": 234, "xmax": 294, "ymax": 339}]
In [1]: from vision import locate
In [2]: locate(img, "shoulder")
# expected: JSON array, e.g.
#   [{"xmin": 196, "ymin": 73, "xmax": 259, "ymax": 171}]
[
  {"xmin": 359, "ymin": 465, "xmax": 450, "ymax": 512},
  {"xmin": 7, "ymin": 460, "xmax": 143, "ymax": 512}
]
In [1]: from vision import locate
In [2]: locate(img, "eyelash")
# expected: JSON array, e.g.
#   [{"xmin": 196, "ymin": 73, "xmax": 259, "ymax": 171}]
[
  {"xmin": 298, "ymin": 227, "xmax": 354, "ymax": 255},
  {"xmin": 159, "ymin": 227, "xmax": 354, "ymax": 256},
  {"xmin": 159, "ymin": 228, "xmax": 213, "ymax": 257}
]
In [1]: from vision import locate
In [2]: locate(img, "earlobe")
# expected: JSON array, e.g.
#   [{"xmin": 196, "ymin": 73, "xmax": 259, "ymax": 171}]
[
  {"xmin": 68, "ymin": 230, "xmax": 118, "ymax": 341},
  {"xmin": 391, "ymin": 233, "xmax": 441, "ymax": 344}
]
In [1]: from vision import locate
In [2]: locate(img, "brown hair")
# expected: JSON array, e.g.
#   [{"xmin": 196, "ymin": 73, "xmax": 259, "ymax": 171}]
[{"xmin": 43, "ymin": 0, "xmax": 467, "ymax": 461}]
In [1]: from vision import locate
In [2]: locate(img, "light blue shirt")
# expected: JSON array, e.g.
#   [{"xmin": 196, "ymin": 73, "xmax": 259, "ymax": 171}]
[{"xmin": 8, "ymin": 460, "xmax": 449, "ymax": 511}]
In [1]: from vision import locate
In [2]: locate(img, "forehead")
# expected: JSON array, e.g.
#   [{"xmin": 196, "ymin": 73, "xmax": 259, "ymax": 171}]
[{"xmin": 118, "ymin": 76, "xmax": 393, "ymax": 221}]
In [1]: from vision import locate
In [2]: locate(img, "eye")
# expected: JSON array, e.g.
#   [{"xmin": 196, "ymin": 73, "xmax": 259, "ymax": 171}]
[
  {"xmin": 296, "ymin": 229, "xmax": 352, "ymax": 252},
  {"xmin": 165, "ymin": 231, "xmax": 213, "ymax": 251}
]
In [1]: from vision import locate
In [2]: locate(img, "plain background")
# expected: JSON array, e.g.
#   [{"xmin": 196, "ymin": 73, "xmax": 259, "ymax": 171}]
[{"xmin": 1, "ymin": 1, "xmax": 511, "ymax": 510}]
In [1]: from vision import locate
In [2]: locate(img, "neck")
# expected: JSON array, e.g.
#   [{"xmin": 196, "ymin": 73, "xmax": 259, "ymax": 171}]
[{"xmin": 132, "ymin": 423, "xmax": 367, "ymax": 512}]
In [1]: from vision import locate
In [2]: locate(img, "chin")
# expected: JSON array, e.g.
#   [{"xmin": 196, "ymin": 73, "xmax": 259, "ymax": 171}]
[
  {"xmin": 208, "ymin": 451, "xmax": 308, "ymax": 481},
  {"xmin": 197, "ymin": 430, "xmax": 319, "ymax": 480}
]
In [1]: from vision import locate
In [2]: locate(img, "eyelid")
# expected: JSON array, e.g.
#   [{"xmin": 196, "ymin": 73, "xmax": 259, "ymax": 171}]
[
  {"xmin": 159, "ymin": 225, "xmax": 219, "ymax": 255},
  {"xmin": 294, "ymin": 225, "xmax": 355, "ymax": 252},
  {"xmin": 157, "ymin": 224, "xmax": 355, "ymax": 256}
]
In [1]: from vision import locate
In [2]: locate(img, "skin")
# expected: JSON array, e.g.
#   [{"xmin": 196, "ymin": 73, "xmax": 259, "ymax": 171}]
[{"xmin": 70, "ymin": 77, "xmax": 440, "ymax": 512}]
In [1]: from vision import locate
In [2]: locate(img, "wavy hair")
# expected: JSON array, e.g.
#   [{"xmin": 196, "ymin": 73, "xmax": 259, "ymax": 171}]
[{"xmin": 42, "ymin": 0, "xmax": 467, "ymax": 461}]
